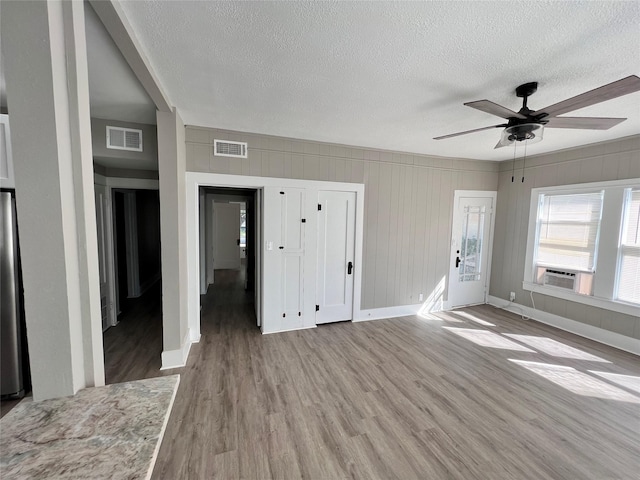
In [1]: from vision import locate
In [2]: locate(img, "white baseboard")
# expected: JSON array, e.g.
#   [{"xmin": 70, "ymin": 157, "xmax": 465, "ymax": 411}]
[
  {"xmin": 487, "ymin": 295, "xmax": 640, "ymax": 356},
  {"xmin": 355, "ymin": 303, "xmax": 424, "ymax": 322},
  {"xmin": 189, "ymin": 328, "xmax": 201, "ymax": 343},
  {"xmin": 160, "ymin": 329, "xmax": 193, "ymax": 370}
]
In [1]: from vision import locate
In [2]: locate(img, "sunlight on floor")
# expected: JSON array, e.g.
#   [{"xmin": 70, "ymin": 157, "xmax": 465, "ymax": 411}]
[
  {"xmin": 418, "ymin": 276, "xmax": 446, "ymax": 319},
  {"xmin": 450, "ymin": 310, "xmax": 495, "ymax": 327},
  {"xmin": 443, "ymin": 327, "xmax": 535, "ymax": 351},
  {"xmin": 504, "ymin": 334, "xmax": 610, "ymax": 362},
  {"xmin": 510, "ymin": 360, "xmax": 640, "ymax": 403},
  {"xmin": 589, "ymin": 371, "xmax": 640, "ymax": 394}
]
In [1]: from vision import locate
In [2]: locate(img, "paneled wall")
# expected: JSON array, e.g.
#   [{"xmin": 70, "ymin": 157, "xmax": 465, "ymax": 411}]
[
  {"xmin": 186, "ymin": 126, "xmax": 499, "ymax": 310},
  {"xmin": 491, "ymin": 135, "xmax": 640, "ymax": 339}
]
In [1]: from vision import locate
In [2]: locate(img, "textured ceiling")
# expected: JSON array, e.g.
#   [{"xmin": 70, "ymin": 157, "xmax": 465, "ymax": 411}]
[{"xmin": 119, "ymin": 0, "xmax": 640, "ymax": 160}]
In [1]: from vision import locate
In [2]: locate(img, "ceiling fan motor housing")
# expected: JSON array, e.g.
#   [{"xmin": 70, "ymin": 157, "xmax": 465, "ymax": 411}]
[{"xmin": 501, "ymin": 123, "xmax": 544, "ymax": 146}]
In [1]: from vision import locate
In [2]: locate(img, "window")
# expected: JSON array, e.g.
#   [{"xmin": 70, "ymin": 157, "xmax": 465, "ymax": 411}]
[
  {"xmin": 239, "ymin": 209, "xmax": 247, "ymax": 248},
  {"xmin": 617, "ymin": 188, "xmax": 640, "ymax": 304},
  {"xmin": 524, "ymin": 178, "xmax": 640, "ymax": 316},
  {"xmin": 535, "ymin": 191, "xmax": 603, "ymax": 273}
]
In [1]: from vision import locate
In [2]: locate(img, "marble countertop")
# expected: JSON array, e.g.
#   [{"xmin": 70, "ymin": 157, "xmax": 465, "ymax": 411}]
[{"xmin": 0, "ymin": 375, "xmax": 179, "ymax": 479}]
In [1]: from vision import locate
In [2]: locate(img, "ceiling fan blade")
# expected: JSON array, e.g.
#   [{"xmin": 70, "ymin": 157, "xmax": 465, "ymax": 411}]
[
  {"xmin": 433, "ymin": 124, "xmax": 506, "ymax": 140},
  {"xmin": 545, "ymin": 116, "xmax": 627, "ymax": 130},
  {"xmin": 464, "ymin": 100, "xmax": 527, "ymax": 120},
  {"xmin": 494, "ymin": 140, "xmax": 508, "ymax": 149},
  {"xmin": 532, "ymin": 75, "xmax": 640, "ymax": 119}
]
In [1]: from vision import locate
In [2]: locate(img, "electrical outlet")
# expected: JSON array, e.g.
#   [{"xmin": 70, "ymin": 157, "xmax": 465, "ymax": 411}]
[
  {"xmin": 509, "ymin": 291, "xmax": 516, "ymax": 302},
  {"xmin": 419, "ymin": 293, "xmax": 424, "ymax": 302}
]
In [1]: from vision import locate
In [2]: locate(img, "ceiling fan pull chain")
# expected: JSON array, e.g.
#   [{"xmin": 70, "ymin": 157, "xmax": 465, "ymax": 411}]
[
  {"xmin": 511, "ymin": 142, "xmax": 517, "ymax": 182},
  {"xmin": 522, "ymin": 140, "xmax": 528, "ymax": 182}
]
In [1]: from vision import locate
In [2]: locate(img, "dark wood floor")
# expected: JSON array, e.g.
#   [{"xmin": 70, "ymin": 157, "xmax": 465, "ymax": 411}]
[{"xmin": 106, "ymin": 270, "xmax": 640, "ymax": 479}]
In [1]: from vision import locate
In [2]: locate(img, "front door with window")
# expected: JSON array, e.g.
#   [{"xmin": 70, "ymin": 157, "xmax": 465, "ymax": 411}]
[{"xmin": 448, "ymin": 191, "xmax": 496, "ymax": 308}]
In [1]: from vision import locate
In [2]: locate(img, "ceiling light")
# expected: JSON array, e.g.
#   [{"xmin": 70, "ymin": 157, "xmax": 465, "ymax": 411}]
[{"xmin": 500, "ymin": 123, "xmax": 544, "ymax": 147}]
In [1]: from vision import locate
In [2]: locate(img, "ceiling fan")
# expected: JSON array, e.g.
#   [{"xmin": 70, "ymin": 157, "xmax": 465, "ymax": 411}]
[{"xmin": 434, "ymin": 75, "xmax": 640, "ymax": 149}]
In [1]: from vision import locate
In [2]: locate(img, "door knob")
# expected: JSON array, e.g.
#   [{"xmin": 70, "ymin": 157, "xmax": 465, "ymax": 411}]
[
  {"xmin": 347, "ymin": 261, "xmax": 353, "ymax": 275},
  {"xmin": 455, "ymin": 256, "xmax": 461, "ymax": 268}
]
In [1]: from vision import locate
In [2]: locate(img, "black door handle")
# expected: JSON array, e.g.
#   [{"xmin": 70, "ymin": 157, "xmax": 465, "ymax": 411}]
[
  {"xmin": 237, "ymin": 239, "xmax": 240, "ymax": 246},
  {"xmin": 455, "ymin": 256, "xmax": 461, "ymax": 268},
  {"xmin": 347, "ymin": 261, "xmax": 353, "ymax": 275}
]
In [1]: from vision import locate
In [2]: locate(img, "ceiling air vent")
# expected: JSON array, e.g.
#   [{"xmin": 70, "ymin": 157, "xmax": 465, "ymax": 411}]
[
  {"xmin": 214, "ymin": 139, "xmax": 247, "ymax": 158},
  {"xmin": 106, "ymin": 126, "xmax": 143, "ymax": 152}
]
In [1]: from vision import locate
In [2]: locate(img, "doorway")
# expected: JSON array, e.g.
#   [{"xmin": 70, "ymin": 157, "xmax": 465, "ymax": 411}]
[
  {"xmin": 448, "ymin": 190, "xmax": 497, "ymax": 308},
  {"xmin": 199, "ymin": 187, "xmax": 260, "ymax": 326},
  {"xmin": 112, "ymin": 189, "xmax": 161, "ymax": 318}
]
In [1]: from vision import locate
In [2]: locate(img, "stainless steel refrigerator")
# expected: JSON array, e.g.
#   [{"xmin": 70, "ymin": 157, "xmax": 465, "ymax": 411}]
[{"xmin": 1, "ymin": 189, "xmax": 28, "ymax": 398}]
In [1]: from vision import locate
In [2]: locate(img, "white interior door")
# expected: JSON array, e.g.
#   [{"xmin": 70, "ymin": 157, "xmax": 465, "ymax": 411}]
[
  {"xmin": 280, "ymin": 188, "xmax": 305, "ymax": 323},
  {"xmin": 214, "ymin": 203, "xmax": 241, "ymax": 270},
  {"xmin": 94, "ymin": 184, "xmax": 110, "ymax": 331},
  {"xmin": 316, "ymin": 191, "xmax": 356, "ymax": 324},
  {"xmin": 448, "ymin": 191, "xmax": 496, "ymax": 308}
]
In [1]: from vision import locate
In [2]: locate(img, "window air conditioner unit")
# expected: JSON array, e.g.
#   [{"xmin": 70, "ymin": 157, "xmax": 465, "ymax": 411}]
[
  {"xmin": 214, "ymin": 139, "xmax": 247, "ymax": 158},
  {"xmin": 536, "ymin": 266, "xmax": 594, "ymax": 295},
  {"xmin": 106, "ymin": 126, "xmax": 143, "ymax": 152},
  {"xmin": 542, "ymin": 269, "xmax": 577, "ymax": 291}
]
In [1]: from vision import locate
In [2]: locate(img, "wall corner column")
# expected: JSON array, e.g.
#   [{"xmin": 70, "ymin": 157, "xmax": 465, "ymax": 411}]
[
  {"xmin": 157, "ymin": 108, "xmax": 189, "ymax": 367},
  {"xmin": 2, "ymin": 0, "xmax": 105, "ymax": 400}
]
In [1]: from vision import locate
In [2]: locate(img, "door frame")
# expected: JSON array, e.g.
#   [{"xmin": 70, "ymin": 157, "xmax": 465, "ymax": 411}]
[
  {"xmin": 186, "ymin": 172, "xmax": 364, "ymax": 338},
  {"xmin": 447, "ymin": 190, "xmax": 497, "ymax": 309},
  {"xmin": 93, "ymin": 173, "xmax": 159, "ymax": 328}
]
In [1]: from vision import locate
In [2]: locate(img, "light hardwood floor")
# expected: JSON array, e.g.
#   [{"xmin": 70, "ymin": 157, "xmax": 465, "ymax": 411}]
[{"xmin": 104, "ymin": 270, "xmax": 640, "ymax": 479}]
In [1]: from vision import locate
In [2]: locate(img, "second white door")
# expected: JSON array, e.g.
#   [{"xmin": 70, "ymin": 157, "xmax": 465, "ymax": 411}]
[
  {"xmin": 316, "ymin": 191, "xmax": 356, "ymax": 324},
  {"xmin": 214, "ymin": 203, "xmax": 241, "ymax": 270}
]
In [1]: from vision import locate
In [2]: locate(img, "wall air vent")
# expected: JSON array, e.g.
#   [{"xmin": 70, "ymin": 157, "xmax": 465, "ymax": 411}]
[
  {"xmin": 106, "ymin": 126, "xmax": 143, "ymax": 152},
  {"xmin": 214, "ymin": 139, "xmax": 247, "ymax": 158}
]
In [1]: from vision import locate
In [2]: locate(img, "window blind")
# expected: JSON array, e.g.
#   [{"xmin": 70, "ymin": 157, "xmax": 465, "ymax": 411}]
[
  {"xmin": 617, "ymin": 189, "xmax": 640, "ymax": 304},
  {"xmin": 536, "ymin": 191, "xmax": 604, "ymax": 272}
]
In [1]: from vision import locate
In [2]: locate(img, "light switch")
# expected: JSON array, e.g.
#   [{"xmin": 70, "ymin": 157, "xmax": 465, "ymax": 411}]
[{"xmin": 266, "ymin": 241, "xmax": 273, "ymax": 251}]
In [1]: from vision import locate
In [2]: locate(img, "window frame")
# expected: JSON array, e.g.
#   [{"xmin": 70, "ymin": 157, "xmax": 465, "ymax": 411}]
[
  {"xmin": 616, "ymin": 188, "xmax": 640, "ymax": 304},
  {"xmin": 523, "ymin": 178, "xmax": 640, "ymax": 317}
]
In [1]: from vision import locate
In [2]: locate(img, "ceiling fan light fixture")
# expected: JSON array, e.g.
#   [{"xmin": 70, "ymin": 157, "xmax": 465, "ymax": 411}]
[{"xmin": 500, "ymin": 123, "xmax": 544, "ymax": 146}]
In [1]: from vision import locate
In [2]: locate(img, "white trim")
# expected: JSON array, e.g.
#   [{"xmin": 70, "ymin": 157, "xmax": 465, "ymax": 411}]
[
  {"xmin": 160, "ymin": 329, "xmax": 193, "ymax": 370},
  {"xmin": 189, "ymin": 328, "xmax": 201, "ymax": 343},
  {"xmin": 355, "ymin": 303, "xmax": 423, "ymax": 322},
  {"xmin": 487, "ymin": 295, "xmax": 640, "ymax": 356},
  {"xmin": 185, "ymin": 172, "xmax": 365, "ymax": 339},
  {"xmin": 523, "ymin": 281, "xmax": 640, "ymax": 317},
  {"xmin": 262, "ymin": 325, "xmax": 317, "ymax": 335},
  {"xmin": 530, "ymin": 177, "xmax": 640, "ymax": 195},
  {"xmin": 0, "ymin": 114, "xmax": 15, "ymax": 189}
]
